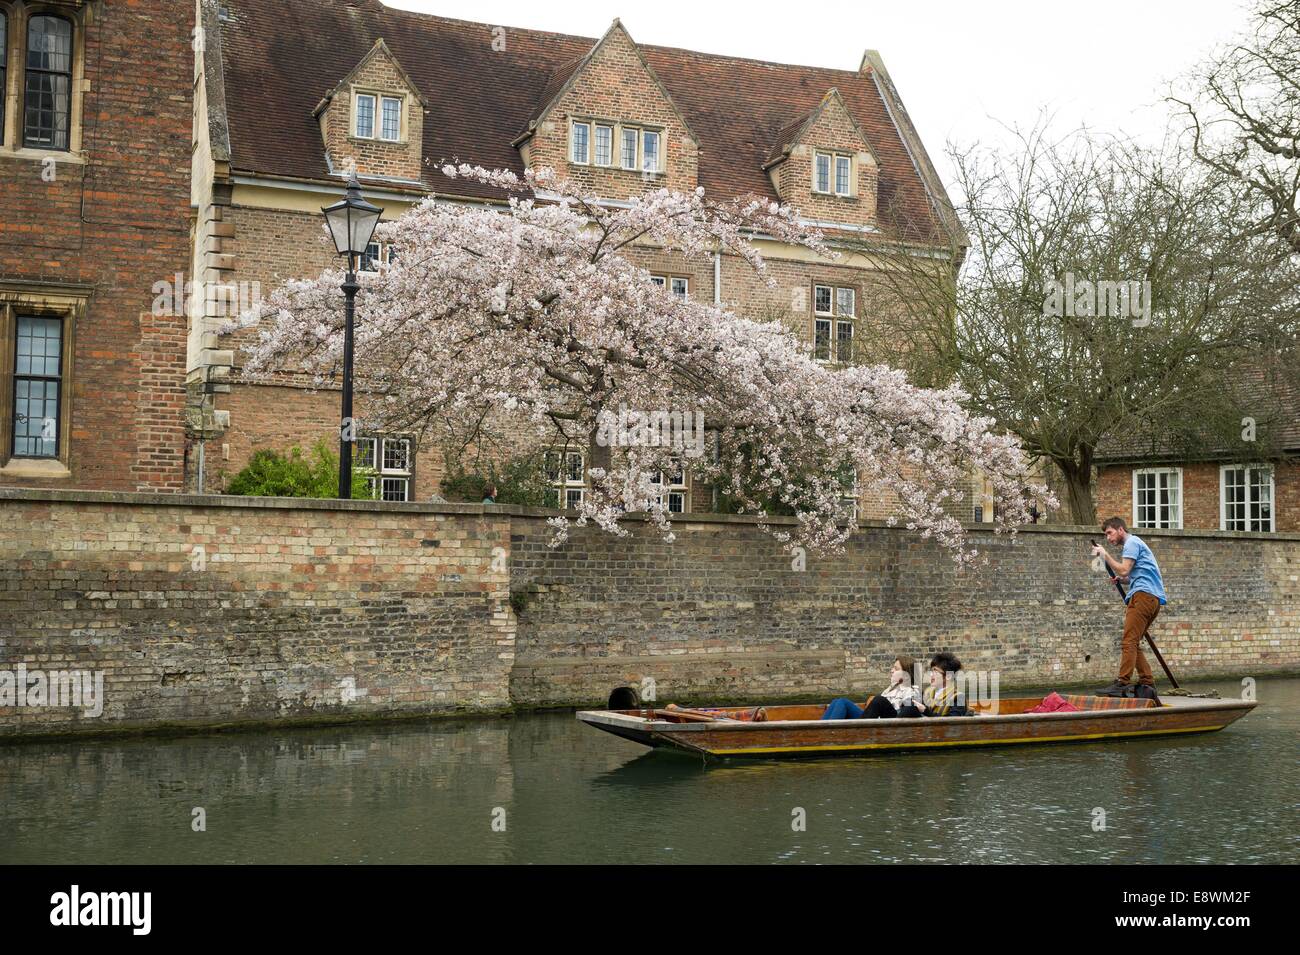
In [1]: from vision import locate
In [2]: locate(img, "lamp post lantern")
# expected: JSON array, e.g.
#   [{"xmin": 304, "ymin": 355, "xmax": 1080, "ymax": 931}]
[{"xmin": 321, "ymin": 173, "xmax": 383, "ymax": 499}]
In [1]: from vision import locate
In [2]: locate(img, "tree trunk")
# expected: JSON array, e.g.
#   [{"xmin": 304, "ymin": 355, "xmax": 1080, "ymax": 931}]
[{"xmin": 1054, "ymin": 454, "xmax": 1097, "ymax": 526}]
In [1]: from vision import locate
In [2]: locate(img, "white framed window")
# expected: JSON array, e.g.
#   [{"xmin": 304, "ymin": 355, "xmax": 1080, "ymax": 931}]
[
  {"xmin": 356, "ymin": 436, "xmax": 413, "ymax": 501},
  {"xmin": 814, "ymin": 151, "xmax": 852, "ymax": 195},
  {"xmin": 1133, "ymin": 468, "xmax": 1182, "ymax": 529},
  {"xmin": 835, "ymin": 155, "xmax": 852, "ymax": 196},
  {"xmin": 814, "ymin": 319, "xmax": 832, "ymax": 362},
  {"xmin": 545, "ymin": 450, "xmax": 586, "ymax": 509},
  {"xmin": 642, "ymin": 130, "xmax": 661, "ymax": 172},
  {"xmin": 621, "ymin": 127, "xmax": 638, "ymax": 169},
  {"xmin": 571, "ymin": 121, "xmax": 590, "ymax": 164},
  {"xmin": 836, "ymin": 287, "xmax": 855, "ymax": 318},
  {"xmin": 651, "ymin": 275, "xmax": 689, "ymax": 298},
  {"xmin": 814, "ymin": 284, "xmax": 833, "ymax": 316},
  {"xmin": 594, "ymin": 124, "xmax": 613, "ymax": 166},
  {"xmin": 813, "ymin": 285, "xmax": 854, "ymax": 362},
  {"xmin": 836, "ymin": 320, "xmax": 853, "ymax": 363},
  {"xmin": 355, "ymin": 93, "xmax": 376, "ymax": 139},
  {"xmin": 814, "ymin": 152, "xmax": 831, "ymax": 193},
  {"xmin": 360, "ymin": 241, "xmax": 383, "ymax": 273},
  {"xmin": 650, "ymin": 464, "xmax": 688, "ymax": 513},
  {"xmin": 1220, "ymin": 464, "xmax": 1274, "ymax": 532},
  {"xmin": 380, "ymin": 96, "xmax": 402, "ymax": 141},
  {"xmin": 837, "ymin": 464, "xmax": 859, "ymax": 523},
  {"xmin": 835, "ymin": 287, "xmax": 855, "ymax": 363}
]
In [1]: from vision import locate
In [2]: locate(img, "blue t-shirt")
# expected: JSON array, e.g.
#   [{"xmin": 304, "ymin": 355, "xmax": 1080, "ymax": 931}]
[{"xmin": 1122, "ymin": 534, "xmax": 1167, "ymax": 605}]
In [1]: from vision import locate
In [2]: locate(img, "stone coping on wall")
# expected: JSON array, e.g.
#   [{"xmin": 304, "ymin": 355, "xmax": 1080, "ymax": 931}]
[{"xmin": 3, "ymin": 486, "xmax": 1299, "ymax": 543}]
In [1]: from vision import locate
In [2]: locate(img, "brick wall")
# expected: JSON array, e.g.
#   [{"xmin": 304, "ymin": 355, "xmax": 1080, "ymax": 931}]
[
  {"xmin": 3, "ymin": 488, "xmax": 1296, "ymax": 738},
  {"xmin": 0, "ymin": 0, "xmax": 193, "ymax": 492},
  {"xmin": 0, "ymin": 489, "xmax": 513, "ymax": 737}
]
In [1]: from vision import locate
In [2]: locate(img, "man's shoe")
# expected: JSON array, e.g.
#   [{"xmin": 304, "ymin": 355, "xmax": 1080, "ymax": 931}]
[{"xmin": 1095, "ymin": 681, "xmax": 1130, "ymax": 697}]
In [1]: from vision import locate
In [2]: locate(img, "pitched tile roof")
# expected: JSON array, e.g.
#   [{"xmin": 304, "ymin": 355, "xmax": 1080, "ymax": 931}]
[
  {"xmin": 217, "ymin": 0, "xmax": 952, "ymax": 241},
  {"xmin": 1095, "ymin": 358, "xmax": 1300, "ymax": 461}
]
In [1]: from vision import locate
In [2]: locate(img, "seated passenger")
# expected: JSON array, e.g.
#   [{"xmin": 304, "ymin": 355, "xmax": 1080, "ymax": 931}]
[
  {"xmin": 917, "ymin": 652, "xmax": 970, "ymax": 717},
  {"xmin": 820, "ymin": 655, "xmax": 923, "ymax": 720}
]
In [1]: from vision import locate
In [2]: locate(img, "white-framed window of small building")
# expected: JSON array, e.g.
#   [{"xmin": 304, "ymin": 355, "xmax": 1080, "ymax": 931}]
[
  {"xmin": 355, "ymin": 436, "xmax": 413, "ymax": 501},
  {"xmin": 650, "ymin": 274, "xmax": 688, "ymax": 299},
  {"xmin": 649, "ymin": 462, "xmax": 688, "ymax": 513},
  {"xmin": 545, "ymin": 449, "xmax": 586, "ymax": 508},
  {"xmin": 1132, "ymin": 467, "xmax": 1182, "ymax": 529},
  {"xmin": 1220, "ymin": 463, "xmax": 1274, "ymax": 532}
]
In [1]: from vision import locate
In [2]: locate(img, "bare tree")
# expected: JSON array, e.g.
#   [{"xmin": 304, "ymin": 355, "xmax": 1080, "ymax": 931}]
[
  {"xmin": 1172, "ymin": 0, "xmax": 1300, "ymax": 254},
  {"xmin": 849, "ymin": 126, "xmax": 1300, "ymax": 523}
]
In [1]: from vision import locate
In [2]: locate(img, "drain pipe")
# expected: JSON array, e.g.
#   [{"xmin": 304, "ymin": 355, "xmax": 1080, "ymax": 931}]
[{"xmin": 712, "ymin": 249, "xmax": 722, "ymax": 511}]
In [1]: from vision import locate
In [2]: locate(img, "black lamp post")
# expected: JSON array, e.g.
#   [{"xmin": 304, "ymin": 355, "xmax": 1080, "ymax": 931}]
[{"xmin": 322, "ymin": 173, "xmax": 383, "ymax": 499}]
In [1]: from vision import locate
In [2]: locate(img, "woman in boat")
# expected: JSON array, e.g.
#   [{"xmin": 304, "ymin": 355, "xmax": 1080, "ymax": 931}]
[
  {"xmin": 917, "ymin": 652, "xmax": 969, "ymax": 716},
  {"xmin": 820, "ymin": 655, "xmax": 923, "ymax": 720}
]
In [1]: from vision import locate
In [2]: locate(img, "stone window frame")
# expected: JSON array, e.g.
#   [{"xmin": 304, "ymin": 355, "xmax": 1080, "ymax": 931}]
[
  {"xmin": 1132, "ymin": 466, "xmax": 1183, "ymax": 530},
  {"xmin": 813, "ymin": 149, "xmax": 854, "ymax": 198},
  {"xmin": 0, "ymin": 279, "xmax": 90, "ymax": 479},
  {"xmin": 570, "ymin": 117, "xmax": 665, "ymax": 174},
  {"xmin": 0, "ymin": 1, "xmax": 90, "ymax": 161},
  {"xmin": 351, "ymin": 88, "xmax": 406, "ymax": 144},
  {"xmin": 1219, "ymin": 463, "xmax": 1274, "ymax": 533}
]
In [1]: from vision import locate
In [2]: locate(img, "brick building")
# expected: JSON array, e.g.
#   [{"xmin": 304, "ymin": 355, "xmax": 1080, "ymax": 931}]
[
  {"xmin": 189, "ymin": 0, "xmax": 967, "ymax": 513},
  {"xmin": 1095, "ymin": 372, "xmax": 1300, "ymax": 533},
  {"xmin": 0, "ymin": 0, "xmax": 193, "ymax": 492}
]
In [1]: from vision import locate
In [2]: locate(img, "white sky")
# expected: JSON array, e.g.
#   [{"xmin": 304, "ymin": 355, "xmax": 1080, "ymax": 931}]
[{"xmin": 386, "ymin": 0, "xmax": 1254, "ymax": 188}]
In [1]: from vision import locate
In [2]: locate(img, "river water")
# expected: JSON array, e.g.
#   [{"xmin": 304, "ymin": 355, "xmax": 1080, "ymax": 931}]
[{"xmin": 3, "ymin": 677, "xmax": 1296, "ymax": 864}]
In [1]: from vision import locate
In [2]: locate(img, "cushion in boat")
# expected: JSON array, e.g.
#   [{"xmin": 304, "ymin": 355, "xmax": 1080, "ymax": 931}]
[{"xmin": 1058, "ymin": 694, "xmax": 1158, "ymax": 711}]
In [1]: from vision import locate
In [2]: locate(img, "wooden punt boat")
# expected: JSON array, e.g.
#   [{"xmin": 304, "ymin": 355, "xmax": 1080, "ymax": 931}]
[{"xmin": 577, "ymin": 693, "xmax": 1256, "ymax": 759}]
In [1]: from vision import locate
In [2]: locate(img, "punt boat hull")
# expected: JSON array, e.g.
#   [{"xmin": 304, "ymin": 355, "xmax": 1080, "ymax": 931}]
[{"xmin": 576, "ymin": 694, "xmax": 1256, "ymax": 759}]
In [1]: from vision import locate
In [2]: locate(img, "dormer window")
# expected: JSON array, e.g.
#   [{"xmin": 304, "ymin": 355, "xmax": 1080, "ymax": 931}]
[
  {"xmin": 355, "ymin": 93, "xmax": 375, "ymax": 138},
  {"xmin": 814, "ymin": 151, "xmax": 852, "ymax": 196},
  {"xmin": 354, "ymin": 93, "xmax": 402, "ymax": 141},
  {"xmin": 380, "ymin": 96, "xmax": 402, "ymax": 141},
  {"xmin": 621, "ymin": 128, "xmax": 637, "ymax": 169},
  {"xmin": 642, "ymin": 130, "xmax": 661, "ymax": 172},
  {"xmin": 571, "ymin": 120, "xmax": 663, "ymax": 173},
  {"xmin": 571, "ymin": 121, "xmax": 590, "ymax": 164},
  {"xmin": 594, "ymin": 124, "xmax": 613, "ymax": 166}
]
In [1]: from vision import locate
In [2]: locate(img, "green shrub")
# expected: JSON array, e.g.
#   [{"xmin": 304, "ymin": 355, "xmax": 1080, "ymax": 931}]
[{"xmin": 225, "ymin": 439, "xmax": 376, "ymax": 499}]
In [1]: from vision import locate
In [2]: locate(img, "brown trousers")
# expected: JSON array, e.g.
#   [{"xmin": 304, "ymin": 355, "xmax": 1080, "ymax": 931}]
[{"xmin": 1119, "ymin": 590, "xmax": 1160, "ymax": 685}]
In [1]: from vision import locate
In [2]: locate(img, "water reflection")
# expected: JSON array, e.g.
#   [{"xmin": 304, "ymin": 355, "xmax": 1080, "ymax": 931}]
[{"xmin": 1, "ymin": 679, "xmax": 1295, "ymax": 864}]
